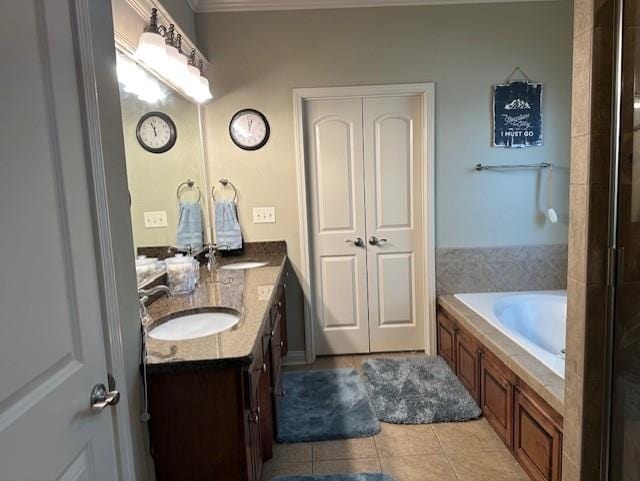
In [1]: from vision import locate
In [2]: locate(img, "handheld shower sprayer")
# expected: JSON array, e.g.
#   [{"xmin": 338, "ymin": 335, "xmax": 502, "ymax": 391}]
[{"xmin": 546, "ymin": 163, "xmax": 558, "ymax": 223}]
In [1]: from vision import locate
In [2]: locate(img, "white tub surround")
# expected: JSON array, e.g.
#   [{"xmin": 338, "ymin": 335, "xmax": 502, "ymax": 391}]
[
  {"xmin": 454, "ymin": 291, "xmax": 566, "ymax": 378},
  {"xmin": 437, "ymin": 294, "xmax": 564, "ymax": 415}
]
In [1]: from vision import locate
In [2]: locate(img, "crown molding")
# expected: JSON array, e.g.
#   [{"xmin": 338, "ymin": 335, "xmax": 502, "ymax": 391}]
[
  {"xmin": 194, "ymin": 0, "xmax": 553, "ymax": 12},
  {"xmin": 184, "ymin": 0, "xmax": 201, "ymax": 10}
]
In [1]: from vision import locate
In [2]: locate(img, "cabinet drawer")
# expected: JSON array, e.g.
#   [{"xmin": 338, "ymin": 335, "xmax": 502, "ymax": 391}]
[
  {"xmin": 480, "ymin": 351, "xmax": 514, "ymax": 449},
  {"xmin": 437, "ymin": 310, "xmax": 456, "ymax": 371},
  {"xmin": 514, "ymin": 386, "xmax": 563, "ymax": 481},
  {"xmin": 455, "ymin": 327, "xmax": 481, "ymax": 404}
]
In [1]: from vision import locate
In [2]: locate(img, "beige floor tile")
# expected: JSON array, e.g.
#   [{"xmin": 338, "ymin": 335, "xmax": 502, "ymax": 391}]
[
  {"xmin": 272, "ymin": 442, "xmax": 312, "ymax": 463},
  {"xmin": 374, "ymin": 422, "xmax": 442, "ymax": 457},
  {"xmin": 380, "ymin": 454, "xmax": 458, "ymax": 481},
  {"xmin": 447, "ymin": 449, "xmax": 529, "ymax": 481},
  {"xmin": 313, "ymin": 437, "xmax": 377, "ymax": 461},
  {"xmin": 311, "ymin": 355, "xmax": 356, "ymax": 370},
  {"xmin": 432, "ymin": 419, "xmax": 505, "ymax": 454},
  {"xmin": 313, "ymin": 457, "xmax": 381, "ymax": 475},
  {"xmin": 261, "ymin": 460, "xmax": 312, "ymax": 481}
]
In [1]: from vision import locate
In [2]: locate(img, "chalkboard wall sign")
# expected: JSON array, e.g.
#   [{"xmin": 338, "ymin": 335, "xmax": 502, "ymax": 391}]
[{"xmin": 493, "ymin": 80, "xmax": 543, "ymax": 148}]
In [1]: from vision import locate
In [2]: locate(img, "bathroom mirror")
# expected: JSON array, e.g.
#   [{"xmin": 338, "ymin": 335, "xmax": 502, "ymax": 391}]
[{"xmin": 116, "ymin": 51, "xmax": 211, "ymax": 283}]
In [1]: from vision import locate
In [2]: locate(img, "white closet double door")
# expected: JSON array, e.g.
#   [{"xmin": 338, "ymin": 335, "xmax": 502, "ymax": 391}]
[{"xmin": 305, "ymin": 95, "xmax": 425, "ymax": 355}]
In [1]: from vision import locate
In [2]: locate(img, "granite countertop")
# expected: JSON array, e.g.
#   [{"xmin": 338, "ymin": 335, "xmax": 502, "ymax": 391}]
[
  {"xmin": 438, "ymin": 294, "xmax": 565, "ymax": 416},
  {"xmin": 143, "ymin": 248, "xmax": 287, "ymax": 373}
]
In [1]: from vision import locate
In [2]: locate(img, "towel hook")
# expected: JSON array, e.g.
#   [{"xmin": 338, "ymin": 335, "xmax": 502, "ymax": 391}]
[
  {"xmin": 176, "ymin": 179, "xmax": 202, "ymax": 203},
  {"xmin": 211, "ymin": 178, "xmax": 238, "ymax": 203}
]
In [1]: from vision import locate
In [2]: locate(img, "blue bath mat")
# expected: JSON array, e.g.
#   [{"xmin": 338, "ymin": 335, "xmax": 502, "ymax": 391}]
[
  {"xmin": 274, "ymin": 475, "xmax": 393, "ymax": 481},
  {"xmin": 362, "ymin": 356, "xmax": 481, "ymax": 424},
  {"xmin": 276, "ymin": 369, "xmax": 380, "ymax": 443}
]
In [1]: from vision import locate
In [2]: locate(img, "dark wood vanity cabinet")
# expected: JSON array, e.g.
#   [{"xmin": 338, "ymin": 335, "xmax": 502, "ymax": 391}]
[
  {"xmin": 147, "ymin": 276, "xmax": 288, "ymax": 481},
  {"xmin": 514, "ymin": 385, "xmax": 563, "ymax": 481},
  {"xmin": 480, "ymin": 350, "xmax": 515, "ymax": 448},
  {"xmin": 456, "ymin": 328, "xmax": 482, "ymax": 404},
  {"xmin": 436, "ymin": 307, "xmax": 563, "ymax": 481},
  {"xmin": 437, "ymin": 311, "xmax": 457, "ymax": 371}
]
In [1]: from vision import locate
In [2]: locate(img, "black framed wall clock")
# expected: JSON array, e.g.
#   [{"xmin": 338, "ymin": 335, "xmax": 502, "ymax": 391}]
[
  {"xmin": 229, "ymin": 109, "xmax": 270, "ymax": 150},
  {"xmin": 136, "ymin": 111, "xmax": 177, "ymax": 154}
]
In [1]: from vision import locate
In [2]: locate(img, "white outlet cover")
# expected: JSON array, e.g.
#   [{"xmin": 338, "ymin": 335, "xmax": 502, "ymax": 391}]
[
  {"xmin": 144, "ymin": 210, "xmax": 168, "ymax": 228},
  {"xmin": 253, "ymin": 207, "xmax": 276, "ymax": 224}
]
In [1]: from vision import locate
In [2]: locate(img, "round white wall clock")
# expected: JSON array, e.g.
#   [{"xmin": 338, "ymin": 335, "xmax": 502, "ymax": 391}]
[
  {"xmin": 229, "ymin": 109, "xmax": 270, "ymax": 151},
  {"xmin": 136, "ymin": 111, "xmax": 177, "ymax": 154}
]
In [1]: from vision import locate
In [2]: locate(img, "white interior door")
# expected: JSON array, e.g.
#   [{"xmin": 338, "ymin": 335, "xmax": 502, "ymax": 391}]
[
  {"xmin": 305, "ymin": 98, "xmax": 371, "ymax": 355},
  {"xmin": 0, "ymin": 1, "xmax": 121, "ymax": 480},
  {"xmin": 363, "ymin": 96, "xmax": 425, "ymax": 352}
]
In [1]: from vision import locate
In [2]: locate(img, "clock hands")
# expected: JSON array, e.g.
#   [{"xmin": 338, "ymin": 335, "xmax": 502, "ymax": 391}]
[{"xmin": 151, "ymin": 121, "xmax": 157, "ymax": 137}]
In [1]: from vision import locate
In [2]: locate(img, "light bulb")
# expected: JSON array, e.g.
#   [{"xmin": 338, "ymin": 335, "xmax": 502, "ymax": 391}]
[
  {"xmin": 164, "ymin": 45, "xmax": 188, "ymax": 84},
  {"xmin": 135, "ymin": 31, "xmax": 166, "ymax": 70}
]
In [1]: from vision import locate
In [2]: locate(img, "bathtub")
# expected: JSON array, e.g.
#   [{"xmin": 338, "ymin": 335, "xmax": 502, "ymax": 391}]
[{"xmin": 454, "ymin": 290, "xmax": 566, "ymax": 378}]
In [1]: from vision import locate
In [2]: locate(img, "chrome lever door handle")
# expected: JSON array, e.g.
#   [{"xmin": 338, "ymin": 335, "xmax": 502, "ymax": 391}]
[
  {"xmin": 368, "ymin": 236, "xmax": 388, "ymax": 246},
  {"xmin": 345, "ymin": 237, "xmax": 364, "ymax": 247},
  {"xmin": 90, "ymin": 383, "xmax": 120, "ymax": 413}
]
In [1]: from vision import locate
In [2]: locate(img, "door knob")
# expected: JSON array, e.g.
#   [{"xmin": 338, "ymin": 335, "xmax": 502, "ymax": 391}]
[
  {"xmin": 345, "ymin": 237, "xmax": 364, "ymax": 247},
  {"xmin": 90, "ymin": 383, "xmax": 120, "ymax": 413},
  {"xmin": 368, "ymin": 236, "xmax": 388, "ymax": 246}
]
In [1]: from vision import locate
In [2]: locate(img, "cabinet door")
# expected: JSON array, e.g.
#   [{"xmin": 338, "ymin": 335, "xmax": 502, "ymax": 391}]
[
  {"xmin": 437, "ymin": 311, "xmax": 456, "ymax": 371},
  {"xmin": 480, "ymin": 352, "xmax": 514, "ymax": 449},
  {"xmin": 259, "ymin": 338, "xmax": 274, "ymax": 461},
  {"xmin": 245, "ymin": 369, "xmax": 263, "ymax": 481},
  {"xmin": 278, "ymin": 282, "xmax": 288, "ymax": 357},
  {"xmin": 514, "ymin": 386, "xmax": 563, "ymax": 481},
  {"xmin": 270, "ymin": 313, "xmax": 284, "ymax": 387},
  {"xmin": 455, "ymin": 328, "xmax": 481, "ymax": 403}
]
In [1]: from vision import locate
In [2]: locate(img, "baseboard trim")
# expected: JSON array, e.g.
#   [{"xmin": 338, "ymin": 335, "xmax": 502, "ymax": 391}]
[{"xmin": 283, "ymin": 350, "xmax": 307, "ymax": 366}]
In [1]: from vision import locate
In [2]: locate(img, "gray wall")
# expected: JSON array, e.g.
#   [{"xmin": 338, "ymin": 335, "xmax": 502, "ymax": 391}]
[
  {"xmin": 161, "ymin": 0, "xmax": 197, "ymax": 42},
  {"xmin": 195, "ymin": 2, "xmax": 574, "ymax": 350}
]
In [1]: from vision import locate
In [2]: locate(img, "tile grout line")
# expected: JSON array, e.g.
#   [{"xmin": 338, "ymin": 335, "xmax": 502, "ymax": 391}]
[{"xmin": 431, "ymin": 424, "xmax": 463, "ymax": 481}]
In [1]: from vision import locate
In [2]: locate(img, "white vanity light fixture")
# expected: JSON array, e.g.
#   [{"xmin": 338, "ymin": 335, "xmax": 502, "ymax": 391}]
[
  {"xmin": 135, "ymin": 8, "xmax": 213, "ymax": 104},
  {"xmin": 135, "ymin": 8, "xmax": 166, "ymax": 70},
  {"xmin": 116, "ymin": 53, "xmax": 166, "ymax": 104},
  {"xmin": 190, "ymin": 60, "xmax": 213, "ymax": 103}
]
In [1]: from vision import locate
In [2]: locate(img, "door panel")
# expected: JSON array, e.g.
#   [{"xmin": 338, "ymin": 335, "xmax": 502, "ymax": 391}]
[
  {"xmin": 376, "ymin": 252, "xmax": 415, "ymax": 326},
  {"xmin": 364, "ymin": 96, "xmax": 425, "ymax": 352},
  {"xmin": 305, "ymin": 98, "xmax": 370, "ymax": 354},
  {"xmin": 315, "ymin": 119, "xmax": 357, "ymax": 232},
  {"xmin": 320, "ymin": 256, "xmax": 362, "ymax": 329},
  {"xmin": 0, "ymin": 1, "xmax": 119, "ymax": 479},
  {"xmin": 374, "ymin": 115, "xmax": 413, "ymax": 229}
]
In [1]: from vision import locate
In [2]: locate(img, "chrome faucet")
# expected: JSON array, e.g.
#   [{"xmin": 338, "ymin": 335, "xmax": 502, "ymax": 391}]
[
  {"xmin": 205, "ymin": 243, "xmax": 231, "ymax": 271},
  {"xmin": 137, "ymin": 285, "xmax": 170, "ymax": 319}
]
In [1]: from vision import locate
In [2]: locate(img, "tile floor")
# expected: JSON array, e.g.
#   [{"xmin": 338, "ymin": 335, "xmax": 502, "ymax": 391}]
[{"xmin": 263, "ymin": 354, "xmax": 529, "ymax": 481}]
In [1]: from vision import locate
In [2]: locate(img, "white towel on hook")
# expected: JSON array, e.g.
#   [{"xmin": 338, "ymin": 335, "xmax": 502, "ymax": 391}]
[{"xmin": 214, "ymin": 199, "xmax": 243, "ymax": 250}]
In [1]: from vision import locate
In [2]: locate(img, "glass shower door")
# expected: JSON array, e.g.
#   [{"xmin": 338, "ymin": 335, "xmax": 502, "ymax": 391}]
[{"xmin": 608, "ymin": 0, "xmax": 640, "ymax": 477}]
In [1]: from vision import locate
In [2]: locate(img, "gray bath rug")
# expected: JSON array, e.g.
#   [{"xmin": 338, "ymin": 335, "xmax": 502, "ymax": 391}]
[
  {"xmin": 362, "ymin": 356, "xmax": 481, "ymax": 424},
  {"xmin": 274, "ymin": 475, "xmax": 393, "ymax": 481},
  {"xmin": 276, "ymin": 369, "xmax": 380, "ymax": 443}
]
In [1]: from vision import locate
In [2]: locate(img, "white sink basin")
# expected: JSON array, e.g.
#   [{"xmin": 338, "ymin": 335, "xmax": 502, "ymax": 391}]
[
  {"xmin": 148, "ymin": 309, "xmax": 241, "ymax": 341},
  {"xmin": 221, "ymin": 261, "xmax": 268, "ymax": 270}
]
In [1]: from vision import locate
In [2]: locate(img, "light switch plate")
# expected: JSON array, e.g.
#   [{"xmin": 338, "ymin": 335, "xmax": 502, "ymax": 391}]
[
  {"xmin": 253, "ymin": 207, "xmax": 276, "ymax": 224},
  {"xmin": 144, "ymin": 211, "xmax": 168, "ymax": 228}
]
